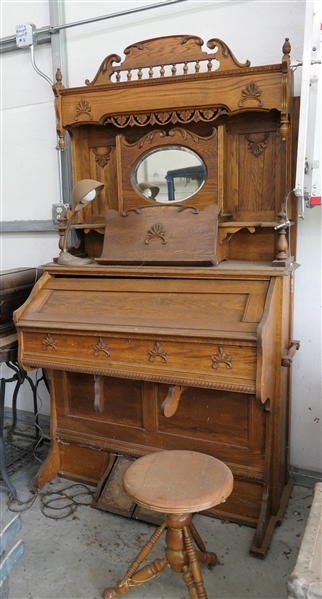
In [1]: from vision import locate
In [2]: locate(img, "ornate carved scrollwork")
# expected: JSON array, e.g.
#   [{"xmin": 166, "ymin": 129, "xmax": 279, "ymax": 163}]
[
  {"xmin": 94, "ymin": 337, "xmax": 110, "ymax": 357},
  {"xmin": 101, "ymin": 107, "xmax": 229, "ymax": 129},
  {"xmin": 149, "ymin": 342, "xmax": 167, "ymax": 363},
  {"xmin": 120, "ymin": 126, "xmax": 216, "ymax": 152},
  {"xmin": 42, "ymin": 334, "xmax": 57, "ymax": 352},
  {"xmin": 211, "ymin": 346, "xmax": 232, "ymax": 370}
]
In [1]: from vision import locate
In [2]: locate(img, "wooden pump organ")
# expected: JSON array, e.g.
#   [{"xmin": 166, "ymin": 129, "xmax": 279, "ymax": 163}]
[{"xmin": 14, "ymin": 36, "xmax": 300, "ymax": 557}]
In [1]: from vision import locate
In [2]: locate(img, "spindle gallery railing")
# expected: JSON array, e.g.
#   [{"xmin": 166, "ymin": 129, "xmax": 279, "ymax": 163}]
[
  {"xmin": 84, "ymin": 35, "xmax": 251, "ymax": 87},
  {"xmin": 110, "ymin": 58, "xmax": 221, "ymax": 82}
]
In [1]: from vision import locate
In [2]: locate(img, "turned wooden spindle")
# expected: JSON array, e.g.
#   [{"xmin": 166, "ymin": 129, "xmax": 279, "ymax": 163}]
[{"xmin": 274, "ymin": 208, "xmax": 290, "ymax": 262}]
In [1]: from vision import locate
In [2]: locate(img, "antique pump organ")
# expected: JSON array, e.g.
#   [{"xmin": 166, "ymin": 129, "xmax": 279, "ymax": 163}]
[{"xmin": 14, "ymin": 35, "xmax": 299, "ymax": 557}]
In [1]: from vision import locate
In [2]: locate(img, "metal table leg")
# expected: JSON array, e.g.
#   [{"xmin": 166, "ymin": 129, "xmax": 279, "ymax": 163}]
[
  {"xmin": 0, "ymin": 377, "xmax": 17, "ymax": 499},
  {"xmin": 6, "ymin": 362, "xmax": 41, "ymax": 442}
]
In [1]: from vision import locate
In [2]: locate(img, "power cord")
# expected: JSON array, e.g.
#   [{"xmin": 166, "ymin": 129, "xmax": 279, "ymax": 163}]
[{"xmin": 7, "ymin": 482, "xmax": 95, "ymax": 519}]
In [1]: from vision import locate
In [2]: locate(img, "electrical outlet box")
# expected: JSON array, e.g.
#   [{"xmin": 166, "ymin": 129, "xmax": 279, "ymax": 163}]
[
  {"xmin": 15, "ymin": 23, "xmax": 36, "ymax": 48},
  {"xmin": 52, "ymin": 203, "xmax": 70, "ymax": 224}
]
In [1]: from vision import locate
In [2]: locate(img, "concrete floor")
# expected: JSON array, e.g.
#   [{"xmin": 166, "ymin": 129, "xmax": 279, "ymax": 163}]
[{"xmin": 0, "ymin": 444, "xmax": 314, "ymax": 599}]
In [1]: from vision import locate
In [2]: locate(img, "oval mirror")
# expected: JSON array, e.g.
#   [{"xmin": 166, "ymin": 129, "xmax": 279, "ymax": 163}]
[{"xmin": 133, "ymin": 146, "xmax": 206, "ymax": 203}]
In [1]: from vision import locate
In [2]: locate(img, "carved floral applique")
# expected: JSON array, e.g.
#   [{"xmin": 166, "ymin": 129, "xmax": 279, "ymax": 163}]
[
  {"xmin": 211, "ymin": 346, "xmax": 232, "ymax": 369},
  {"xmin": 43, "ymin": 333, "xmax": 57, "ymax": 352},
  {"xmin": 94, "ymin": 337, "xmax": 110, "ymax": 357},
  {"xmin": 149, "ymin": 342, "xmax": 167, "ymax": 363}
]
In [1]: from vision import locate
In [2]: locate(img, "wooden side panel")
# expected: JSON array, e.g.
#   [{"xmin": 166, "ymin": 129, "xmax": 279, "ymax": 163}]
[
  {"xmin": 228, "ymin": 228, "xmax": 275, "ymax": 262},
  {"xmin": 59, "ymin": 444, "xmax": 111, "ymax": 485},
  {"xmin": 67, "ymin": 373, "xmax": 144, "ymax": 428},
  {"xmin": 68, "ymin": 128, "xmax": 119, "ymax": 226},
  {"xmin": 157, "ymin": 386, "xmax": 266, "ymax": 462},
  {"xmin": 272, "ymin": 275, "xmax": 292, "ymax": 512},
  {"xmin": 223, "ymin": 116, "xmax": 284, "ymax": 222}
]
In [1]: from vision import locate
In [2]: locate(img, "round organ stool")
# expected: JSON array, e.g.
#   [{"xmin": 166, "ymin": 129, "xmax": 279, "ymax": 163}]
[{"xmin": 103, "ymin": 450, "xmax": 233, "ymax": 599}]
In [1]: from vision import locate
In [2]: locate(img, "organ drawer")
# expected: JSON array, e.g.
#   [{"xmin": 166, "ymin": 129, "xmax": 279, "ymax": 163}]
[{"xmin": 21, "ymin": 330, "xmax": 257, "ymax": 392}]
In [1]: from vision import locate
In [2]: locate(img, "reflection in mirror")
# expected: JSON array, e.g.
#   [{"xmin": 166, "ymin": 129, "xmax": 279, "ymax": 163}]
[{"xmin": 134, "ymin": 146, "xmax": 206, "ymax": 203}]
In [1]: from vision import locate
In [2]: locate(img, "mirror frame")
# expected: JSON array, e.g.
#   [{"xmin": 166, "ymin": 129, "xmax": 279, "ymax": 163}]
[
  {"xmin": 116, "ymin": 127, "xmax": 219, "ymax": 213},
  {"xmin": 133, "ymin": 146, "xmax": 207, "ymax": 204}
]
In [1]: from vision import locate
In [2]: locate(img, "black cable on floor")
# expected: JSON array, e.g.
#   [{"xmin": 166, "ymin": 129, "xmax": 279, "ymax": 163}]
[
  {"xmin": 39, "ymin": 483, "xmax": 94, "ymax": 519},
  {"xmin": 7, "ymin": 482, "xmax": 95, "ymax": 519}
]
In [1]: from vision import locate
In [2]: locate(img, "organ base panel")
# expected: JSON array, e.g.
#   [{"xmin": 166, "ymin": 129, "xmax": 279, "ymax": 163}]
[{"xmin": 14, "ymin": 34, "xmax": 299, "ymax": 557}]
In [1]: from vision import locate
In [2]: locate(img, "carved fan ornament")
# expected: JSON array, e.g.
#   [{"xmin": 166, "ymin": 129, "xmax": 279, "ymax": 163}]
[
  {"xmin": 75, "ymin": 98, "xmax": 93, "ymax": 121},
  {"xmin": 238, "ymin": 81, "xmax": 263, "ymax": 107},
  {"xmin": 145, "ymin": 223, "xmax": 167, "ymax": 245}
]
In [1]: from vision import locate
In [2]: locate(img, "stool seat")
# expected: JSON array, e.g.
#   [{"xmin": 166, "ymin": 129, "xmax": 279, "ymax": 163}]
[
  {"xmin": 103, "ymin": 450, "xmax": 234, "ymax": 599},
  {"xmin": 123, "ymin": 450, "xmax": 233, "ymax": 514}
]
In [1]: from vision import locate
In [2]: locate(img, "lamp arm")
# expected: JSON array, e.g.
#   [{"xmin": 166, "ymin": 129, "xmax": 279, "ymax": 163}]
[{"xmin": 62, "ymin": 209, "xmax": 78, "ymax": 253}]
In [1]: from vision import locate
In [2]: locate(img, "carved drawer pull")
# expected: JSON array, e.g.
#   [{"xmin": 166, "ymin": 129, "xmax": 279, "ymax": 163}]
[
  {"xmin": 211, "ymin": 346, "xmax": 232, "ymax": 369},
  {"xmin": 161, "ymin": 385, "xmax": 187, "ymax": 418},
  {"xmin": 282, "ymin": 340, "xmax": 300, "ymax": 367},
  {"xmin": 149, "ymin": 341, "xmax": 167, "ymax": 363},
  {"xmin": 43, "ymin": 334, "xmax": 57, "ymax": 352},
  {"xmin": 94, "ymin": 337, "xmax": 110, "ymax": 357}
]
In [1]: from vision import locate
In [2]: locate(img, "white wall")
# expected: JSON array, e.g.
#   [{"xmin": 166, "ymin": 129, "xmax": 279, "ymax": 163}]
[
  {"xmin": 1, "ymin": 0, "xmax": 321, "ymax": 471},
  {"xmin": 1, "ymin": 1, "xmax": 60, "ymax": 268}
]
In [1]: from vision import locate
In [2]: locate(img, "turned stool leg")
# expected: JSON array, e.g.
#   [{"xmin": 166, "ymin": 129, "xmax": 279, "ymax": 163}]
[
  {"xmin": 165, "ymin": 514, "xmax": 199, "ymax": 599},
  {"xmin": 103, "ymin": 513, "xmax": 217, "ymax": 599},
  {"xmin": 183, "ymin": 524, "xmax": 208, "ymax": 599},
  {"xmin": 103, "ymin": 521, "xmax": 167, "ymax": 598},
  {"xmin": 165, "ymin": 513, "xmax": 211, "ymax": 599},
  {"xmin": 189, "ymin": 521, "xmax": 218, "ymax": 567},
  {"xmin": 182, "ymin": 565, "xmax": 200, "ymax": 599}
]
